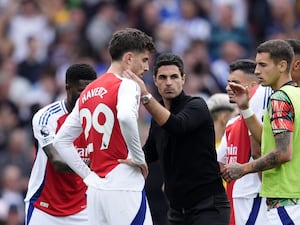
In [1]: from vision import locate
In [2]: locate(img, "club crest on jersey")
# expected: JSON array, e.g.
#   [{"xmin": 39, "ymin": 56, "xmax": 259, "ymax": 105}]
[
  {"xmin": 40, "ymin": 126, "xmax": 50, "ymax": 137},
  {"xmin": 81, "ymin": 87, "xmax": 108, "ymax": 104}
]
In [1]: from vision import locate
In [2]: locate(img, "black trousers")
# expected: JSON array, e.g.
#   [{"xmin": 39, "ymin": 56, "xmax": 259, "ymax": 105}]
[{"xmin": 167, "ymin": 192, "xmax": 230, "ymax": 225}]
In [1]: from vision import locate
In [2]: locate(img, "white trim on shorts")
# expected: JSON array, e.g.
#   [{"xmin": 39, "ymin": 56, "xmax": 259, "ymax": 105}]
[{"xmin": 25, "ymin": 202, "xmax": 87, "ymax": 225}]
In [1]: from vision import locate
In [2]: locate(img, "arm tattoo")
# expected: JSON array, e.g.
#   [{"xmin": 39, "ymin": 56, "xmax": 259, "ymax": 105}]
[
  {"xmin": 251, "ymin": 132, "xmax": 291, "ymax": 172},
  {"xmin": 253, "ymin": 152, "xmax": 278, "ymax": 172},
  {"xmin": 275, "ymin": 132, "xmax": 291, "ymax": 153}
]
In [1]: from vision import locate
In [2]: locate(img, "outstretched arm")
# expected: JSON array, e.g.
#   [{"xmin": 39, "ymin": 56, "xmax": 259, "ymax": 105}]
[{"xmin": 222, "ymin": 131, "xmax": 293, "ymax": 182}]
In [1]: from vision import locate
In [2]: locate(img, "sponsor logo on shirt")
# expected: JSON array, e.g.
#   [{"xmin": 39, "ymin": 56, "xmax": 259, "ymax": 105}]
[
  {"xmin": 226, "ymin": 144, "xmax": 237, "ymax": 164},
  {"xmin": 77, "ymin": 147, "xmax": 90, "ymax": 164}
]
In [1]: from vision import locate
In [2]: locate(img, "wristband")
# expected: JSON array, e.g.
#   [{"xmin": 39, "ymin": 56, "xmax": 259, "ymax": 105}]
[{"xmin": 241, "ymin": 108, "xmax": 254, "ymax": 119}]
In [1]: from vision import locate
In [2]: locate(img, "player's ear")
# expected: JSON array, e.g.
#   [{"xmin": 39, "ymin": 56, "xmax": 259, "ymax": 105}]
[
  {"xmin": 123, "ymin": 52, "xmax": 133, "ymax": 66},
  {"xmin": 294, "ymin": 59, "xmax": 300, "ymax": 70},
  {"xmin": 278, "ymin": 60, "xmax": 288, "ymax": 73}
]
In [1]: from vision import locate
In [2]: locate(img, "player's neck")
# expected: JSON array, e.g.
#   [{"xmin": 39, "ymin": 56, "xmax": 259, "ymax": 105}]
[
  {"xmin": 107, "ymin": 62, "xmax": 124, "ymax": 77},
  {"xmin": 64, "ymin": 99, "xmax": 73, "ymax": 113}
]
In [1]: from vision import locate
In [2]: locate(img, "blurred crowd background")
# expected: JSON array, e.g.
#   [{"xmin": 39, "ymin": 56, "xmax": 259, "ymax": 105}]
[{"xmin": 0, "ymin": 0, "xmax": 299, "ymax": 224}]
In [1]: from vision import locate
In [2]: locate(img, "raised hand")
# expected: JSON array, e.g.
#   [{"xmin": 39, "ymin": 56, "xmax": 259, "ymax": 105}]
[
  {"xmin": 228, "ymin": 82, "xmax": 250, "ymax": 110},
  {"xmin": 122, "ymin": 69, "xmax": 148, "ymax": 95}
]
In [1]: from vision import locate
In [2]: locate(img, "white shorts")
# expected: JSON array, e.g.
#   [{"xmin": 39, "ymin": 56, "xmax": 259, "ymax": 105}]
[
  {"xmin": 25, "ymin": 203, "xmax": 87, "ymax": 225},
  {"xmin": 267, "ymin": 205, "xmax": 300, "ymax": 225},
  {"xmin": 86, "ymin": 187, "xmax": 153, "ymax": 225},
  {"xmin": 233, "ymin": 196, "xmax": 268, "ymax": 225}
]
